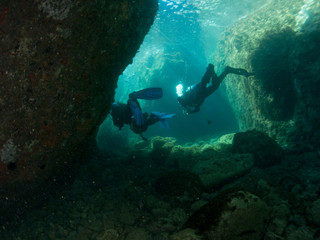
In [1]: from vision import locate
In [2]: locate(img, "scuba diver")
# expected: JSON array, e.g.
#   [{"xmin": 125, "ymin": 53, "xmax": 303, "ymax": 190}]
[
  {"xmin": 177, "ymin": 64, "xmax": 254, "ymax": 115},
  {"xmin": 110, "ymin": 87, "xmax": 175, "ymax": 140}
]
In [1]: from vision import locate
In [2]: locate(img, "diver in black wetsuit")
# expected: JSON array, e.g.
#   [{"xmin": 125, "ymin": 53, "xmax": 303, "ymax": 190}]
[
  {"xmin": 110, "ymin": 87, "xmax": 174, "ymax": 140},
  {"xmin": 177, "ymin": 64, "xmax": 254, "ymax": 115}
]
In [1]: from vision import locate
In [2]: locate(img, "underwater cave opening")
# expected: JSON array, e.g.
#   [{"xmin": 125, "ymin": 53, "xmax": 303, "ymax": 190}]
[
  {"xmin": 4, "ymin": 0, "xmax": 320, "ymax": 239},
  {"xmin": 97, "ymin": 0, "xmax": 272, "ymax": 151}
]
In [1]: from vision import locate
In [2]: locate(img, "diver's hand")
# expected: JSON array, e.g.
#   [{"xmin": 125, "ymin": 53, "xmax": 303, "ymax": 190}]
[
  {"xmin": 226, "ymin": 67, "xmax": 255, "ymax": 77},
  {"xmin": 240, "ymin": 70, "xmax": 255, "ymax": 77},
  {"xmin": 246, "ymin": 72, "xmax": 255, "ymax": 77}
]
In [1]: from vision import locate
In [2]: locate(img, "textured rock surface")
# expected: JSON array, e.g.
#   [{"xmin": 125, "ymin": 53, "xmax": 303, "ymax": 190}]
[
  {"xmin": 135, "ymin": 136, "xmax": 254, "ymax": 190},
  {"xmin": 232, "ymin": 130, "xmax": 284, "ymax": 168},
  {"xmin": 183, "ymin": 190, "xmax": 270, "ymax": 240},
  {"xmin": 192, "ymin": 150, "xmax": 254, "ymax": 189},
  {"xmin": 0, "ymin": 0, "xmax": 157, "ymax": 197},
  {"xmin": 1, "ymin": 135, "xmax": 319, "ymax": 239},
  {"xmin": 214, "ymin": 0, "xmax": 320, "ymax": 151}
]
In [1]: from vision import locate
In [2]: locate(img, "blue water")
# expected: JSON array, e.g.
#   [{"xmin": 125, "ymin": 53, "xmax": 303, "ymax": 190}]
[{"xmin": 98, "ymin": 0, "xmax": 268, "ymax": 146}]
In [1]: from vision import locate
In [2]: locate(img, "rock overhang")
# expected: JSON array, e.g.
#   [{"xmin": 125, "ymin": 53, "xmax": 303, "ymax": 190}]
[{"xmin": 0, "ymin": 0, "xmax": 158, "ymax": 199}]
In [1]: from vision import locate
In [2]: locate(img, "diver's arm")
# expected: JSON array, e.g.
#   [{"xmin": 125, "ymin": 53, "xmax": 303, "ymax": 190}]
[{"xmin": 201, "ymin": 64, "xmax": 216, "ymax": 85}]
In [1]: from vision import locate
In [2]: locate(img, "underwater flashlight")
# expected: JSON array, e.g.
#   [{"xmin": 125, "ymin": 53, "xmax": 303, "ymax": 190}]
[{"xmin": 176, "ymin": 84, "xmax": 184, "ymax": 97}]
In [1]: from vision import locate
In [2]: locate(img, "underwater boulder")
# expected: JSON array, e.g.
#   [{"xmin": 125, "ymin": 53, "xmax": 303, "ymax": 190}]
[
  {"xmin": 192, "ymin": 151, "xmax": 254, "ymax": 190},
  {"xmin": 154, "ymin": 170, "xmax": 205, "ymax": 198},
  {"xmin": 0, "ymin": 0, "xmax": 157, "ymax": 198},
  {"xmin": 183, "ymin": 189, "xmax": 270, "ymax": 240},
  {"xmin": 164, "ymin": 141, "xmax": 254, "ymax": 190},
  {"xmin": 232, "ymin": 130, "xmax": 284, "ymax": 168},
  {"xmin": 167, "ymin": 145, "xmax": 202, "ymax": 170},
  {"xmin": 210, "ymin": 133, "xmax": 235, "ymax": 152}
]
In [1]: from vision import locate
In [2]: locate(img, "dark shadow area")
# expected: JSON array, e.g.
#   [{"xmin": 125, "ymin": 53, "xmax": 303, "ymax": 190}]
[
  {"xmin": 287, "ymin": 26, "xmax": 320, "ymax": 152},
  {"xmin": 250, "ymin": 14, "xmax": 320, "ymax": 151},
  {"xmin": 250, "ymin": 28, "xmax": 297, "ymax": 121},
  {"xmin": 0, "ymin": 140, "xmax": 100, "ymax": 234}
]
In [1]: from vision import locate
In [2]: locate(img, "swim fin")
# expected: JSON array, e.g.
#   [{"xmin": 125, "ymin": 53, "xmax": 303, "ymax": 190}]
[
  {"xmin": 129, "ymin": 100, "xmax": 144, "ymax": 126},
  {"xmin": 129, "ymin": 87, "xmax": 163, "ymax": 100},
  {"xmin": 151, "ymin": 112, "xmax": 175, "ymax": 129}
]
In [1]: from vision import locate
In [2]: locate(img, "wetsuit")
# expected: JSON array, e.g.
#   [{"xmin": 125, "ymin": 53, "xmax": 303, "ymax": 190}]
[{"xmin": 178, "ymin": 64, "xmax": 253, "ymax": 114}]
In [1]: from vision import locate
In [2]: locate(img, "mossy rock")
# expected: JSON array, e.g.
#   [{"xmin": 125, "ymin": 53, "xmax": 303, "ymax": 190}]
[
  {"xmin": 167, "ymin": 145, "xmax": 202, "ymax": 170},
  {"xmin": 192, "ymin": 151, "xmax": 254, "ymax": 189},
  {"xmin": 149, "ymin": 137, "xmax": 176, "ymax": 165}
]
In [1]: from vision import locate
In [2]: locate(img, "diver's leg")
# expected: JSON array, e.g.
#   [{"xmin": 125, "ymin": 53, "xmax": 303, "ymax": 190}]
[
  {"xmin": 203, "ymin": 66, "xmax": 223, "ymax": 98},
  {"xmin": 201, "ymin": 64, "xmax": 216, "ymax": 85},
  {"xmin": 203, "ymin": 80, "xmax": 221, "ymax": 98},
  {"xmin": 200, "ymin": 64, "xmax": 219, "ymax": 98},
  {"xmin": 204, "ymin": 66, "xmax": 253, "ymax": 98}
]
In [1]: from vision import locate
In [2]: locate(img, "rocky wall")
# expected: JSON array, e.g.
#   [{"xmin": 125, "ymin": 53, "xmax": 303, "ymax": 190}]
[
  {"xmin": 0, "ymin": 0, "xmax": 158, "ymax": 198},
  {"xmin": 214, "ymin": 0, "xmax": 320, "ymax": 151}
]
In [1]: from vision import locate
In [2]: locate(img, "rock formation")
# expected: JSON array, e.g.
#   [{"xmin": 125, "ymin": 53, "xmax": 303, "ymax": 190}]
[
  {"xmin": 214, "ymin": 0, "xmax": 320, "ymax": 151},
  {"xmin": 0, "ymin": 0, "xmax": 157, "ymax": 198},
  {"xmin": 183, "ymin": 189, "xmax": 270, "ymax": 240}
]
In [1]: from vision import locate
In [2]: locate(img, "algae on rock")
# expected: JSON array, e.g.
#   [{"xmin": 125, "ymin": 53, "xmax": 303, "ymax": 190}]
[{"xmin": 213, "ymin": 0, "xmax": 320, "ymax": 151}]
